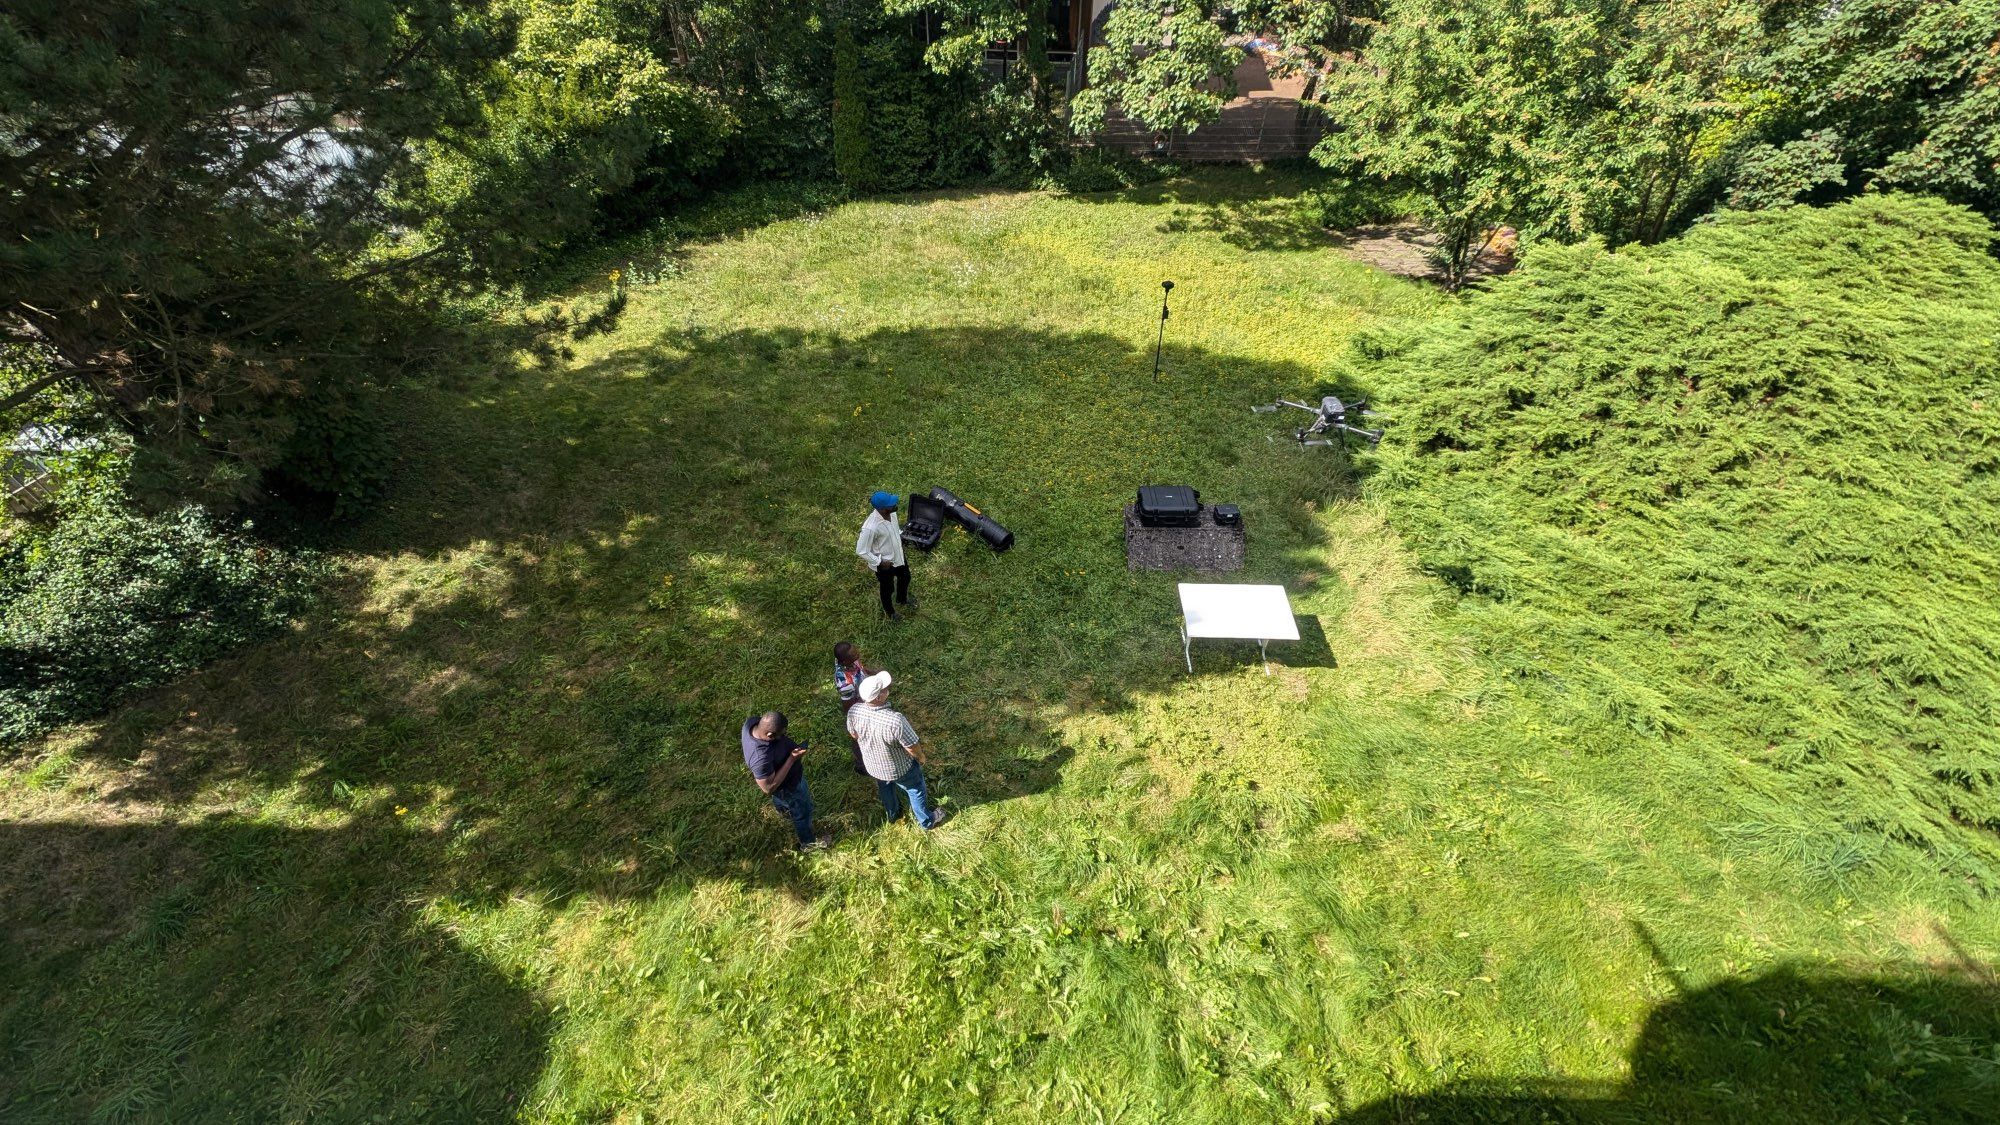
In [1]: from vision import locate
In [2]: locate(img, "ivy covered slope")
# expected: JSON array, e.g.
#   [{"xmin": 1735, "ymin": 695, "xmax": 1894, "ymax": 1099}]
[{"xmin": 1365, "ymin": 195, "xmax": 2000, "ymax": 876}]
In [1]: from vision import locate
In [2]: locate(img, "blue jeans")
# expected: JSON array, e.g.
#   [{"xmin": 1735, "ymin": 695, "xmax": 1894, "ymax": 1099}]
[
  {"xmin": 876, "ymin": 761, "xmax": 940, "ymax": 829},
  {"xmin": 770, "ymin": 775, "xmax": 815, "ymax": 846}
]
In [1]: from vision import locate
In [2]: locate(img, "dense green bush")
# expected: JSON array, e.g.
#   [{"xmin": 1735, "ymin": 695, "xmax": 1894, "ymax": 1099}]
[
  {"xmin": 265, "ymin": 381, "xmax": 397, "ymax": 516},
  {"xmin": 827, "ymin": 20, "xmax": 998, "ymax": 195},
  {"xmin": 1037, "ymin": 148, "xmax": 1172, "ymax": 194},
  {"xmin": 979, "ymin": 77, "xmax": 1072, "ymax": 187},
  {"xmin": 0, "ymin": 505, "xmax": 323, "ymax": 743},
  {"xmin": 1361, "ymin": 195, "xmax": 2000, "ymax": 876},
  {"xmin": 417, "ymin": 0, "xmax": 729, "ymax": 263},
  {"xmin": 832, "ymin": 21, "xmax": 874, "ymax": 191},
  {"xmin": 1751, "ymin": 0, "xmax": 2000, "ymax": 221},
  {"xmin": 860, "ymin": 35, "xmax": 992, "ymax": 192},
  {"xmin": 1724, "ymin": 129, "xmax": 1849, "ymax": 211}
]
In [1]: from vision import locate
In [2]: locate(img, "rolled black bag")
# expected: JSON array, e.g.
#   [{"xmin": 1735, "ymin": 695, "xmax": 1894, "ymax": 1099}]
[{"xmin": 930, "ymin": 487, "xmax": 1015, "ymax": 552}]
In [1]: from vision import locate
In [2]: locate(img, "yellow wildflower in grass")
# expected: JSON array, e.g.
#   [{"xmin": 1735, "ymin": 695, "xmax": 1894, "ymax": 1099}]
[{"xmin": 394, "ymin": 806, "xmax": 408, "ymax": 817}]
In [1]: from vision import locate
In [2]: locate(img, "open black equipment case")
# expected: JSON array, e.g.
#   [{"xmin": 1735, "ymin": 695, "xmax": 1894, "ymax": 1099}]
[{"xmin": 901, "ymin": 493, "xmax": 947, "ymax": 551}]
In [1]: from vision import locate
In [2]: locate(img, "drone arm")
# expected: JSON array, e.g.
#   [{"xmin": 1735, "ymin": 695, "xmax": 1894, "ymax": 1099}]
[{"xmin": 1254, "ymin": 399, "xmax": 1325, "ymax": 418}]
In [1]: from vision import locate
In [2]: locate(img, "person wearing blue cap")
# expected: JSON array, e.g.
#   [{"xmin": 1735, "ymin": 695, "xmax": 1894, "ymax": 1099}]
[{"xmin": 855, "ymin": 490, "xmax": 917, "ymax": 620}]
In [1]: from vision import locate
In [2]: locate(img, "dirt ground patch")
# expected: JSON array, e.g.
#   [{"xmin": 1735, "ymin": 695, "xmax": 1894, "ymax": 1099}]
[{"xmin": 1334, "ymin": 222, "xmax": 1515, "ymax": 284}]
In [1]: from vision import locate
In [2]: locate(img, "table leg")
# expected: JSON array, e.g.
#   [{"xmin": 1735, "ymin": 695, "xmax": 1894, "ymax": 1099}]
[
  {"xmin": 1260, "ymin": 638, "xmax": 1270, "ymax": 675},
  {"xmin": 1183, "ymin": 621, "xmax": 1192, "ymax": 674}
]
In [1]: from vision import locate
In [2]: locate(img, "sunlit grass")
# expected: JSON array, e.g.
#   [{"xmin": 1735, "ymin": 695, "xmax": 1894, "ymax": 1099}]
[{"xmin": 3, "ymin": 170, "xmax": 1996, "ymax": 1123}]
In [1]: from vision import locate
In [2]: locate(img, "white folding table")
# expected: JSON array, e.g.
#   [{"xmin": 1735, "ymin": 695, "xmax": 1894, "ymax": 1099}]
[{"xmin": 1177, "ymin": 583, "xmax": 1300, "ymax": 674}]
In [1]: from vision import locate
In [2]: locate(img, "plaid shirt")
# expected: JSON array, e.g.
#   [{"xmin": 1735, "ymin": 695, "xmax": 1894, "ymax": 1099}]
[{"xmin": 845, "ymin": 701, "xmax": 918, "ymax": 781}]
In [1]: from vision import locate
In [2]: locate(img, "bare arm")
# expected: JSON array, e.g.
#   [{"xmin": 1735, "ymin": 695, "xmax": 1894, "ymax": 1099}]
[{"xmin": 754, "ymin": 746, "xmax": 806, "ymax": 794}]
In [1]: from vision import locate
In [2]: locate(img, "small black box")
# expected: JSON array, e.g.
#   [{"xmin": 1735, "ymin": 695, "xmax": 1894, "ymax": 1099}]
[
  {"xmin": 902, "ymin": 493, "xmax": 946, "ymax": 551},
  {"xmin": 1136, "ymin": 484, "xmax": 1202, "ymax": 527},
  {"xmin": 1212, "ymin": 504, "xmax": 1241, "ymax": 527}
]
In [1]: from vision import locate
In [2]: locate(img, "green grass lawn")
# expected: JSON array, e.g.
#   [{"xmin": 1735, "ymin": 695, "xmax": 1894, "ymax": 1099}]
[{"xmin": 5, "ymin": 169, "xmax": 1997, "ymax": 1122}]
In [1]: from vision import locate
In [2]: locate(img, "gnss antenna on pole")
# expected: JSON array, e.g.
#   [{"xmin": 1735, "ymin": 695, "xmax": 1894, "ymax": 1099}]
[{"xmin": 1152, "ymin": 280, "xmax": 1174, "ymax": 383}]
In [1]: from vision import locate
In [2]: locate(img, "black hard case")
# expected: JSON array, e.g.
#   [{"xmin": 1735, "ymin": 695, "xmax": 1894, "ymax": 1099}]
[{"xmin": 1135, "ymin": 484, "xmax": 1202, "ymax": 527}]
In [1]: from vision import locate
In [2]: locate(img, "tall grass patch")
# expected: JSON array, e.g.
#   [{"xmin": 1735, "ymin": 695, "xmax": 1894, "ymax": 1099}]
[{"xmin": 1363, "ymin": 195, "xmax": 2000, "ymax": 880}]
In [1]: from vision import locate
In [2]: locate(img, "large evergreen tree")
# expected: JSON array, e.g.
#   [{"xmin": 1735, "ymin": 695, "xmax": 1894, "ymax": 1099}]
[{"xmin": 0, "ymin": 0, "xmax": 527, "ymax": 506}]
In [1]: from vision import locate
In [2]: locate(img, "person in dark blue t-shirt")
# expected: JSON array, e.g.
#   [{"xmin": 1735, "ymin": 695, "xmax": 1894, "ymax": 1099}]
[{"xmin": 741, "ymin": 710, "xmax": 825, "ymax": 851}]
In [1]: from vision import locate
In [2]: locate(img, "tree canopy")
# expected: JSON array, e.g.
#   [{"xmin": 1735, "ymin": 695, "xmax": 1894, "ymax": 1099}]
[
  {"xmin": 0, "ymin": 0, "xmax": 516, "ymax": 505},
  {"xmin": 1314, "ymin": 0, "xmax": 1639, "ymax": 286},
  {"xmin": 1070, "ymin": 0, "xmax": 1240, "ymax": 140},
  {"xmin": 1755, "ymin": 0, "xmax": 2000, "ymax": 217},
  {"xmin": 0, "ymin": 0, "xmax": 841, "ymax": 508},
  {"xmin": 1064, "ymin": 0, "xmax": 1998, "ymax": 261}
]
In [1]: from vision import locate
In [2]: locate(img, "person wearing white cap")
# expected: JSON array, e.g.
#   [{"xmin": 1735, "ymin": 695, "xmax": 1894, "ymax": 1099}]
[
  {"xmin": 856, "ymin": 490, "xmax": 917, "ymax": 620},
  {"xmin": 844, "ymin": 669, "xmax": 943, "ymax": 830}
]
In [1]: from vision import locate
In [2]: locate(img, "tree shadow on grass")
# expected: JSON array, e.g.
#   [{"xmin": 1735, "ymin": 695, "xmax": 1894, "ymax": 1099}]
[
  {"xmin": 524, "ymin": 180, "xmax": 854, "ymax": 301},
  {"xmin": 20, "ymin": 323, "xmax": 1376, "ymax": 1112},
  {"xmin": 1157, "ymin": 197, "xmax": 1336, "ymax": 253},
  {"xmin": 0, "ymin": 819, "xmax": 546, "ymax": 1121},
  {"xmin": 60, "ymin": 324, "xmax": 1363, "ymax": 879},
  {"xmin": 1071, "ymin": 165, "xmax": 1340, "ymax": 252},
  {"xmin": 1080, "ymin": 162, "xmax": 1325, "ymax": 209},
  {"xmin": 1339, "ymin": 959, "xmax": 2000, "ymax": 1123}
]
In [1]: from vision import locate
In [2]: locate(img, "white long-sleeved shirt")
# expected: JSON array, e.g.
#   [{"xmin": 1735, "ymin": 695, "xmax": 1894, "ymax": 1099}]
[{"xmin": 855, "ymin": 510, "xmax": 906, "ymax": 568}]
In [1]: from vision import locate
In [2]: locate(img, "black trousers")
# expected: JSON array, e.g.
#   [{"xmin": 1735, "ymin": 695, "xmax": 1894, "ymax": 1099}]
[{"xmin": 875, "ymin": 563, "xmax": 912, "ymax": 614}]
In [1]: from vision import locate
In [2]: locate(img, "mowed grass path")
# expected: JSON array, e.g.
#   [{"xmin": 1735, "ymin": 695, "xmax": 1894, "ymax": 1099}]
[{"xmin": 5, "ymin": 171, "xmax": 1997, "ymax": 1122}]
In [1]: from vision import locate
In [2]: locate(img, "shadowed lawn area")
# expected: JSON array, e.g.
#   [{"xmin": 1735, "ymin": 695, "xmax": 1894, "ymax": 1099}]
[{"xmin": 4, "ymin": 169, "xmax": 1997, "ymax": 1122}]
